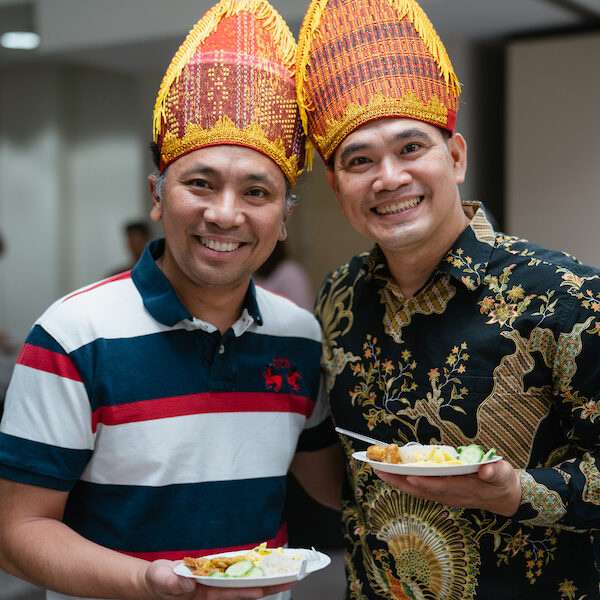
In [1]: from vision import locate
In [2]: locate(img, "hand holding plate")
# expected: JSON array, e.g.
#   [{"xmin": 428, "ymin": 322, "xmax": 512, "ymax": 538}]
[
  {"xmin": 145, "ymin": 559, "xmax": 293, "ymax": 600},
  {"xmin": 375, "ymin": 459, "xmax": 522, "ymax": 517}
]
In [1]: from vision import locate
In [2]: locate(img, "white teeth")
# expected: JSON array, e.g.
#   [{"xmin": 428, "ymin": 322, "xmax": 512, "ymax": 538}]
[
  {"xmin": 200, "ymin": 238, "xmax": 240, "ymax": 252},
  {"xmin": 375, "ymin": 197, "xmax": 422, "ymax": 215}
]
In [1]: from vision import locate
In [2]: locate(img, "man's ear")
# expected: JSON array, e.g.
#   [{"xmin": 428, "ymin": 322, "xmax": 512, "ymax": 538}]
[
  {"xmin": 326, "ymin": 164, "xmax": 350, "ymax": 217},
  {"xmin": 283, "ymin": 202, "xmax": 295, "ymax": 223},
  {"xmin": 278, "ymin": 195, "xmax": 295, "ymax": 241},
  {"xmin": 148, "ymin": 175, "xmax": 162, "ymax": 223},
  {"xmin": 325, "ymin": 165, "xmax": 339, "ymax": 199},
  {"xmin": 448, "ymin": 133, "xmax": 467, "ymax": 185},
  {"xmin": 278, "ymin": 221, "xmax": 288, "ymax": 242}
]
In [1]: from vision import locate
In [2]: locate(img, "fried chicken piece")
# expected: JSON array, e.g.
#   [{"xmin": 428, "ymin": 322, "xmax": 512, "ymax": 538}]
[
  {"xmin": 211, "ymin": 556, "xmax": 245, "ymax": 569},
  {"xmin": 383, "ymin": 444, "xmax": 402, "ymax": 464},
  {"xmin": 184, "ymin": 553, "xmax": 247, "ymax": 576},
  {"xmin": 366, "ymin": 444, "xmax": 387, "ymax": 461},
  {"xmin": 183, "ymin": 557, "xmax": 215, "ymax": 575},
  {"xmin": 183, "ymin": 556, "xmax": 208, "ymax": 569}
]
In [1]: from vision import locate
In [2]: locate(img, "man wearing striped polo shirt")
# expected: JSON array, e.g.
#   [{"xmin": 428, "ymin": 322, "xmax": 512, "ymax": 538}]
[{"xmin": 0, "ymin": 2, "xmax": 342, "ymax": 600}]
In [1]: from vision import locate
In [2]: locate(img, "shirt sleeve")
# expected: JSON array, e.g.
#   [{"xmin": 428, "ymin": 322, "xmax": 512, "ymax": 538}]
[
  {"xmin": 296, "ymin": 373, "xmax": 336, "ymax": 452},
  {"xmin": 0, "ymin": 324, "xmax": 94, "ymax": 491},
  {"xmin": 513, "ymin": 290, "xmax": 600, "ymax": 530}
]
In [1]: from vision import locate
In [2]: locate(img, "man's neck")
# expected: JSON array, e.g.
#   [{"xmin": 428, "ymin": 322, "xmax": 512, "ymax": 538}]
[
  {"xmin": 185, "ymin": 288, "xmax": 247, "ymax": 334},
  {"xmin": 383, "ymin": 205, "xmax": 471, "ymax": 299},
  {"xmin": 386, "ymin": 255, "xmax": 442, "ymax": 299},
  {"xmin": 155, "ymin": 257, "xmax": 249, "ymax": 334}
]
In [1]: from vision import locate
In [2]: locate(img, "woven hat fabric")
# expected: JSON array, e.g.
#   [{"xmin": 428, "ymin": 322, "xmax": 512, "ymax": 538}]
[
  {"xmin": 153, "ymin": 0, "xmax": 305, "ymax": 185},
  {"xmin": 296, "ymin": 0, "xmax": 461, "ymax": 163}
]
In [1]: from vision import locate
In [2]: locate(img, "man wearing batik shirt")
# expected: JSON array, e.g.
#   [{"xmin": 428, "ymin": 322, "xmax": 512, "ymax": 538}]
[
  {"xmin": 295, "ymin": 0, "xmax": 600, "ymax": 597},
  {"xmin": 0, "ymin": 2, "xmax": 342, "ymax": 600}
]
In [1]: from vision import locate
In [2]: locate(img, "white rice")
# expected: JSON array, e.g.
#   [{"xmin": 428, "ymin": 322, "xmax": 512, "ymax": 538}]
[
  {"xmin": 398, "ymin": 443, "xmax": 458, "ymax": 463},
  {"xmin": 258, "ymin": 553, "xmax": 301, "ymax": 576}
]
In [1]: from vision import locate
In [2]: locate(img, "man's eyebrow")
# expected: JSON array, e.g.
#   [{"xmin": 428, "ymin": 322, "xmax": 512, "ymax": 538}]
[
  {"xmin": 339, "ymin": 142, "xmax": 371, "ymax": 163},
  {"xmin": 180, "ymin": 164, "xmax": 217, "ymax": 178},
  {"xmin": 244, "ymin": 173, "xmax": 270, "ymax": 183},
  {"xmin": 338, "ymin": 128, "xmax": 434, "ymax": 163},
  {"xmin": 391, "ymin": 128, "xmax": 433, "ymax": 143},
  {"xmin": 180, "ymin": 165, "xmax": 276, "ymax": 186}
]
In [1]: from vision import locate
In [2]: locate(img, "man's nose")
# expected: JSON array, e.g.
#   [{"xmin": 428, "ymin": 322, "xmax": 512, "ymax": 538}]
[
  {"xmin": 372, "ymin": 156, "xmax": 411, "ymax": 193},
  {"xmin": 203, "ymin": 191, "xmax": 245, "ymax": 228}
]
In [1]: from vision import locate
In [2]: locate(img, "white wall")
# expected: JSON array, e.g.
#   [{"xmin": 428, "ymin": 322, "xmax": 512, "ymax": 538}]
[
  {"xmin": 0, "ymin": 65, "xmax": 146, "ymax": 343},
  {"xmin": 0, "ymin": 66, "xmax": 64, "ymax": 341},
  {"xmin": 506, "ymin": 32, "xmax": 600, "ymax": 267}
]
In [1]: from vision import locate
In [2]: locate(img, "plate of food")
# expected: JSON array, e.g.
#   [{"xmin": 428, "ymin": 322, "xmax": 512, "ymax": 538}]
[
  {"xmin": 174, "ymin": 543, "xmax": 331, "ymax": 588},
  {"xmin": 353, "ymin": 442, "xmax": 502, "ymax": 476}
]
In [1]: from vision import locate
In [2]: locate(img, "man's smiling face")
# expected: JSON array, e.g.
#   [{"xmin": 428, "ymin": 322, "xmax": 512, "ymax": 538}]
[
  {"xmin": 327, "ymin": 118, "xmax": 467, "ymax": 260},
  {"xmin": 150, "ymin": 144, "xmax": 289, "ymax": 298}
]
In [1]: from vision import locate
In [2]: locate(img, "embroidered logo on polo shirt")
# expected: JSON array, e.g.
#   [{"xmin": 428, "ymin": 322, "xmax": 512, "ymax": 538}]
[{"xmin": 264, "ymin": 358, "xmax": 302, "ymax": 393}]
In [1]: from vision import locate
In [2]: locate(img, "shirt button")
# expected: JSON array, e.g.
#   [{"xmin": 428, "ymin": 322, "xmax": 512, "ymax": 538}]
[{"xmin": 218, "ymin": 344, "xmax": 225, "ymax": 355}]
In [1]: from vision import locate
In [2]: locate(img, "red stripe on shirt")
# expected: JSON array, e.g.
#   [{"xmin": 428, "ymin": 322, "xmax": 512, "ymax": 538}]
[
  {"xmin": 119, "ymin": 523, "xmax": 288, "ymax": 561},
  {"xmin": 16, "ymin": 343, "xmax": 82, "ymax": 381},
  {"xmin": 63, "ymin": 271, "xmax": 131, "ymax": 302},
  {"xmin": 91, "ymin": 392, "xmax": 314, "ymax": 432}
]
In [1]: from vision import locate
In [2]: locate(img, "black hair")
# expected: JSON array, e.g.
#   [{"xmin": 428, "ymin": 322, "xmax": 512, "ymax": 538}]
[
  {"xmin": 149, "ymin": 141, "xmax": 161, "ymax": 170},
  {"xmin": 124, "ymin": 221, "xmax": 151, "ymax": 236},
  {"xmin": 255, "ymin": 242, "xmax": 289, "ymax": 278}
]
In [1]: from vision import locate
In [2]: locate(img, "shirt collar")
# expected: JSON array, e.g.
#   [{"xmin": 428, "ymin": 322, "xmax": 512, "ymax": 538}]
[
  {"xmin": 363, "ymin": 201, "xmax": 497, "ymax": 292},
  {"xmin": 131, "ymin": 238, "xmax": 263, "ymax": 330},
  {"xmin": 437, "ymin": 201, "xmax": 496, "ymax": 290}
]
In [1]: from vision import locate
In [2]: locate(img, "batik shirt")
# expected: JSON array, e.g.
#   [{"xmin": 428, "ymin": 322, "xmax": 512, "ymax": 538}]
[{"xmin": 315, "ymin": 202, "xmax": 600, "ymax": 600}]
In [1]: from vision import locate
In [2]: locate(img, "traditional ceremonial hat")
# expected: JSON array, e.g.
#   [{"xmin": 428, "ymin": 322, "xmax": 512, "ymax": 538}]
[
  {"xmin": 296, "ymin": 0, "xmax": 461, "ymax": 164},
  {"xmin": 153, "ymin": 0, "xmax": 305, "ymax": 185}
]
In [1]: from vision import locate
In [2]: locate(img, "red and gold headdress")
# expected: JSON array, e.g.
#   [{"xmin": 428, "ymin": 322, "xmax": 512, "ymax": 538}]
[
  {"xmin": 296, "ymin": 0, "xmax": 461, "ymax": 164},
  {"xmin": 153, "ymin": 0, "xmax": 305, "ymax": 185}
]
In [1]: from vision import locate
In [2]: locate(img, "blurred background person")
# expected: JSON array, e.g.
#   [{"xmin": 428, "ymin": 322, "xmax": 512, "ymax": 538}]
[
  {"xmin": 106, "ymin": 220, "xmax": 152, "ymax": 276},
  {"xmin": 254, "ymin": 241, "xmax": 314, "ymax": 311}
]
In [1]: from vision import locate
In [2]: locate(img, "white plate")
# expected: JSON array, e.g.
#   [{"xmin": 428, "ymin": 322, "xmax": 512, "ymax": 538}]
[
  {"xmin": 174, "ymin": 547, "xmax": 331, "ymax": 588},
  {"xmin": 352, "ymin": 450, "xmax": 502, "ymax": 476}
]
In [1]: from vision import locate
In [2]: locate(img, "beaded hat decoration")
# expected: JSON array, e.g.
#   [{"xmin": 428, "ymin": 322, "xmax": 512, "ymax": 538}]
[
  {"xmin": 153, "ymin": 0, "xmax": 305, "ymax": 185},
  {"xmin": 296, "ymin": 0, "xmax": 461, "ymax": 164}
]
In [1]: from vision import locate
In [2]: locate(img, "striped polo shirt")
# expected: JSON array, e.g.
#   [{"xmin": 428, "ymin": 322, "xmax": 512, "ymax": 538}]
[{"xmin": 0, "ymin": 239, "xmax": 333, "ymax": 563}]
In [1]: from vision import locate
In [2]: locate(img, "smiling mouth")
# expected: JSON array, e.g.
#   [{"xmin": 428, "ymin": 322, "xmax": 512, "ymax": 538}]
[
  {"xmin": 198, "ymin": 237, "xmax": 242, "ymax": 252},
  {"xmin": 373, "ymin": 196, "xmax": 423, "ymax": 215}
]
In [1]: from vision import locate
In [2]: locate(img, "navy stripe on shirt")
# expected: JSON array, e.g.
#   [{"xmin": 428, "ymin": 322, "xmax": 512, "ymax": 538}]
[
  {"xmin": 63, "ymin": 476, "xmax": 287, "ymax": 553},
  {"xmin": 0, "ymin": 434, "xmax": 92, "ymax": 490},
  {"xmin": 69, "ymin": 329, "xmax": 321, "ymax": 409}
]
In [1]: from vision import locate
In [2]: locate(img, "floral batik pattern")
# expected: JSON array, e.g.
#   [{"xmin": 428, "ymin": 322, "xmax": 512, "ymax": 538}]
[{"xmin": 316, "ymin": 202, "xmax": 600, "ymax": 599}]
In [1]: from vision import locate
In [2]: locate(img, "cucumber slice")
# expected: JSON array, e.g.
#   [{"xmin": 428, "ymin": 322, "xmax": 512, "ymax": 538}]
[
  {"xmin": 224, "ymin": 560, "xmax": 254, "ymax": 577},
  {"xmin": 208, "ymin": 571, "xmax": 228, "ymax": 578},
  {"xmin": 246, "ymin": 566, "xmax": 265, "ymax": 577},
  {"xmin": 482, "ymin": 448, "xmax": 497, "ymax": 462},
  {"xmin": 457, "ymin": 444, "xmax": 484, "ymax": 464}
]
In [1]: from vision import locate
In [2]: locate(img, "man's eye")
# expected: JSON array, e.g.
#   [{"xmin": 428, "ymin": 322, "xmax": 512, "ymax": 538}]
[
  {"xmin": 403, "ymin": 143, "xmax": 421, "ymax": 154},
  {"xmin": 191, "ymin": 179, "xmax": 210, "ymax": 188},
  {"xmin": 247, "ymin": 188, "xmax": 266, "ymax": 198},
  {"xmin": 348, "ymin": 156, "xmax": 370, "ymax": 167}
]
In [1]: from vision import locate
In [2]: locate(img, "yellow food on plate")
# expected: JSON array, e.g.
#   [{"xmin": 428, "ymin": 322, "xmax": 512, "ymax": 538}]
[
  {"xmin": 364, "ymin": 442, "xmax": 497, "ymax": 466},
  {"xmin": 366, "ymin": 443, "xmax": 461, "ymax": 465},
  {"xmin": 184, "ymin": 554, "xmax": 245, "ymax": 575},
  {"xmin": 183, "ymin": 542, "xmax": 302, "ymax": 578}
]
